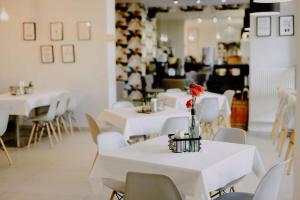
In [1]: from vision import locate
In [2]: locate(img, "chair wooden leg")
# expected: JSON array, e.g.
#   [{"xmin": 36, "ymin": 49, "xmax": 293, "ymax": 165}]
[
  {"xmin": 46, "ymin": 123, "xmax": 53, "ymax": 148},
  {"xmin": 0, "ymin": 137, "xmax": 12, "ymax": 165},
  {"xmin": 230, "ymin": 186, "xmax": 235, "ymax": 192},
  {"xmin": 272, "ymin": 117, "xmax": 281, "ymax": 145},
  {"xmin": 110, "ymin": 191, "xmax": 117, "ymax": 200},
  {"xmin": 56, "ymin": 117, "xmax": 62, "ymax": 140},
  {"xmin": 60, "ymin": 116, "xmax": 70, "ymax": 135},
  {"xmin": 90, "ymin": 151, "xmax": 99, "ymax": 173},
  {"xmin": 72, "ymin": 115, "xmax": 82, "ymax": 132},
  {"xmin": 287, "ymin": 153, "xmax": 294, "ymax": 176},
  {"xmin": 278, "ymin": 127, "xmax": 288, "ymax": 157},
  {"xmin": 285, "ymin": 130, "xmax": 295, "ymax": 160},
  {"xmin": 27, "ymin": 123, "xmax": 37, "ymax": 148},
  {"xmin": 68, "ymin": 113, "xmax": 74, "ymax": 135},
  {"xmin": 49, "ymin": 122, "xmax": 59, "ymax": 143}
]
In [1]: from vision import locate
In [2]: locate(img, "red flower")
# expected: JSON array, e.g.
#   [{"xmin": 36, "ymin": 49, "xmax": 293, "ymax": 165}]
[
  {"xmin": 189, "ymin": 82, "xmax": 198, "ymax": 89},
  {"xmin": 195, "ymin": 85, "xmax": 205, "ymax": 93},
  {"xmin": 186, "ymin": 99, "xmax": 193, "ymax": 108}
]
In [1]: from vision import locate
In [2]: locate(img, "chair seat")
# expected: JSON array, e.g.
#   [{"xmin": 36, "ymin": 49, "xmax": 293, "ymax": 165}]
[
  {"xmin": 30, "ymin": 114, "xmax": 52, "ymax": 122},
  {"xmin": 102, "ymin": 178, "xmax": 125, "ymax": 193},
  {"xmin": 215, "ymin": 192, "xmax": 254, "ymax": 200}
]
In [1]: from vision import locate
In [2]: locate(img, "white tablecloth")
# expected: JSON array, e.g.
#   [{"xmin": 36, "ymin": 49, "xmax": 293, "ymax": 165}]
[
  {"xmin": 90, "ymin": 136, "xmax": 265, "ymax": 200},
  {"xmin": 158, "ymin": 91, "xmax": 231, "ymax": 116},
  {"xmin": 0, "ymin": 90, "xmax": 69, "ymax": 116},
  {"xmin": 99, "ymin": 107, "xmax": 189, "ymax": 139}
]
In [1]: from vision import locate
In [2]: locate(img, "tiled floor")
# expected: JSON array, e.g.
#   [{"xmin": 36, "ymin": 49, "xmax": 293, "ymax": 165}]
[{"xmin": 0, "ymin": 131, "xmax": 293, "ymax": 200}]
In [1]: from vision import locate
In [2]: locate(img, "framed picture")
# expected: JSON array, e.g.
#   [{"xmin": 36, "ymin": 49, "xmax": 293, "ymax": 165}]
[
  {"xmin": 279, "ymin": 15, "xmax": 294, "ymax": 36},
  {"xmin": 256, "ymin": 16, "xmax": 272, "ymax": 37},
  {"xmin": 40, "ymin": 45, "xmax": 54, "ymax": 64},
  {"xmin": 77, "ymin": 21, "xmax": 91, "ymax": 40},
  {"xmin": 50, "ymin": 22, "xmax": 64, "ymax": 41},
  {"xmin": 23, "ymin": 22, "xmax": 36, "ymax": 41},
  {"xmin": 61, "ymin": 44, "xmax": 75, "ymax": 63}
]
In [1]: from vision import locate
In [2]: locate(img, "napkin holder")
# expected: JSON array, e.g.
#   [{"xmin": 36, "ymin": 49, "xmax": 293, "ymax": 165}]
[{"xmin": 168, "ymin": 134, "xmax": 201, "ymax": 153}]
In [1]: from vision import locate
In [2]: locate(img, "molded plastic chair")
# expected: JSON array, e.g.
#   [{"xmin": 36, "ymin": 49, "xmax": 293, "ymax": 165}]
[
  {"xmin": 112, "ymin": 101, "xmax": 134, "ymax": 109},
  {"xmin": 67, "ymin": 92, "xmax": 82, "ymax": 134},
  {"xmin": 27, "ymin": 98, "xmax": 59, "ymax": 148},
  {"xmin": 160, "ymin": 117, "xmax": 189, "ymax": 136},
  {"xmin": 223, "ymin": 90, "xmax": 235, "ymax": 109},
  {"xmin": 124, "ymin": 172, "xmax": 182, "ymax": 200},
  {"xmin": 97, "ymin": 132, "xmax": 128, "ymax": 200},
  {"xmin": 219, "ymin": 90, "xmax": 235, "ymax": 128},
  {"xmin": 215, "ymin": 161, "xmax": 288, "ymax": 200},
  {"xmin": 55, "ymin": 93, "xmax": 70, "ymax": 139},
  {"xmin": 195, "ymin": 98, "xmax": 220, "ymax": 140},
  {"xmin": 0, "ymin": 110, "xmax": 12, "ymax": 165},
  {"xmin": 145, "ymin": 74, "xmax": 165, "ymax": 93},
  {"xmin": 166, "ymin": 88, "xmax": 182, "ymax": 93}
]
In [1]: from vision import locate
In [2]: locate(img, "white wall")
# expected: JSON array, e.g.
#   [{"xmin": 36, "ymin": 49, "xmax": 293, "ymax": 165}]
[
  {"xmin": 249, "ymin": 1, "xmax": 296, "ymax": 132},
  {"xmin": 0, "ymin": 0, "xmax": 116, "ymax": 125}
]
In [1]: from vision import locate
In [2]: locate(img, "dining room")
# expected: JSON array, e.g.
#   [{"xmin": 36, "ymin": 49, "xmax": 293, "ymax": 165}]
[{"xmin": 0, "ymin": 0, "xmax": 299, "ymax": 200}]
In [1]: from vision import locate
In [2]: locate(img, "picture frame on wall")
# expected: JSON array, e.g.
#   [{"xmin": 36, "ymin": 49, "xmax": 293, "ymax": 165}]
[
  {"xmin": 77, "ymin": 21, "xmax": 92, "ymax": 40},
  {"xmin": 23, "ymin": 22, "xmax": 36, "ymax": 41},
  {"xmin": 50, "ymin": 22, "xmax": 64, "ymax": 41},
  {"xmin": 40, "ymin": 45, "xmax": 54, "ymax": 64},
  {"xmin": 279, "ymin": 15, "xmax": 294, "ymax": 36},
  {"xmin": 256, "ymin": 16, "xmax": 272, "ymax": 37},
  {"xmin": 61, "ymin": 44, "xmax": 75, "ymax": 63}
]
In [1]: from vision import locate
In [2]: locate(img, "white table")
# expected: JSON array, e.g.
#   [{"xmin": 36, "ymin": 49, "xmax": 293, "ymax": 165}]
[
  {"xmin": 99, "ymin": 107, "xmax": 189, "ymax": 139},
  {"xmin": 158, "ymin": 91, "xmax": 231, "ymax": 116},
  {"xmin": 90, "ymin": 136, "xmax": 265, "ymax": 200},
  {"xmin": 0, "ymin": 90, "xmax": 69, "ymax": 147}
]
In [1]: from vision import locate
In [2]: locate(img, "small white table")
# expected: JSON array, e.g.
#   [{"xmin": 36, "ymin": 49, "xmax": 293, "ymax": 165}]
[
  {"xmin": 0, "ymin": 90, "xmax": 69, "ymax": 147},
  {"xmin": 158, "ymin": 91, "xmax": 231, "ymax": 116},
  {"xmin": 99, "ymin": 107, "xmax": 189, "ymax": 139},
  {"xmin": 90, "ymin": 136, "xmax": 266, "ymax": 200}
]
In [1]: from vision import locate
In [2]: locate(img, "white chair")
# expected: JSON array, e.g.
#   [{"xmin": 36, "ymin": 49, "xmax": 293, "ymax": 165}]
[
  {"xmin": 124, "ymin": 172, "xmax": 182, "ymax": 200},
  {"xmin": 219, "ymin": 90, "xmax": 235, "ymax": 128},
  {"xmin": 223, "ymin": 90, "xmax": 235, "ymax": 109},
  {"xmin": 215, "ymin": 161, "xmax": 288, "ymax": 200},
  {"xmin": 0, "ymin": 110, "xmax": 12, "ymax": 165},
  {"xmin": 166, "ymin": 88, "xmax": 182, "ymax": 93},
  {"xmin": 212, "ymin": 128, "xmax": 247, "ymax": 196},
  {"xmin": 160, "ymin": 117, "xmax": 189, "ymax": 136},
  {"xmin": 145, "ymin": 74, "xmax": 165, "ymax": 93},
  {"xmin": 27, "ymin": 98, "xmax": 59, "ymax": 148},
  {"xmin": 55, "ymin": 93, "xmax": 70, "ymax": 140},
  {"xmin": 195, "ymin": 98, "xmax": 220, "ymax": 140},
  {"xmin": 67, "ymin": 93, "xmax": 82, "ymax": 134},
  {"xmin": 98, "ymin": 132, "xmax": 128, "ymax": 200},
  {"xmin": 112, "ymin": 101, "xmax": 134, "ymax": 109}
]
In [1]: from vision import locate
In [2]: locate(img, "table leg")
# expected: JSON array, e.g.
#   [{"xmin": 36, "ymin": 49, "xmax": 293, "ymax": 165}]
[{"xmin": 16, "ymin": 116, "xmax": 21, "ymax": 148}]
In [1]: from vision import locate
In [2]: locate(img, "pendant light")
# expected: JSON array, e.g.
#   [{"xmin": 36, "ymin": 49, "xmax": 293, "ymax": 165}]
[
  {"xmin": 250, "ymin": 0, "xmax": 280, "ymax": 16},
  {"xmin": 254, "ymin": 0, "xmax": 292, "ymax": 2},
  {"xmin": 0, "ymin": 7, "xmax": 8, "ymax": 21}
]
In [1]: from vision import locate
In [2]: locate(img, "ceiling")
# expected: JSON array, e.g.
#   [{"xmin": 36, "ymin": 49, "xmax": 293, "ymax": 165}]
[{"xmin": 139, "ymin": 0, "xmax": 249, "ymax": 7}]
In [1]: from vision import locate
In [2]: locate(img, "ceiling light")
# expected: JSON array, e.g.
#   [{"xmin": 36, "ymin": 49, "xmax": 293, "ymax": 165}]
[
  {"xmin": 254, "ymin": 0, "xmax": 292, "ymax": 2},
  {"xmin": 216, "ymin": 33, "xmax": 221, "ymax": 40},
  {"xmin": 227, "ymin": 16, "xmax": 232, "ymax": 22},
  {"xmin": 0, "ymin": 8, "xmax": 9, "ymax": 21},
  {"xmin": 196, "ymin": 0, "xmax": 201, "ymax": 4},
  {"xmin": 222, "ymin": 0, "xmax": 226, "ymax": 3},
  {"xmin": 173, "ymin": 0, "xmax": 179, "ymax": 4},
  {"xmin": 197, "ymin": 18, "xmax": 203, "ymax": 23},
  {"xmin": 250, "ymin": 0, "xmax": 280, "ymax": 16},
  {"xmin": 213, "ymin": 17, "xmax": 218, "ymax": 23}
]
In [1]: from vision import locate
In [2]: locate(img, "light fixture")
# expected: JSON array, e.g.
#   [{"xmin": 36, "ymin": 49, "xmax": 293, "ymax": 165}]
[
  {"xmin": 0, "ymin": 7, "xmax": 8, "ymax": 21},
  {"xmin": 173, "ymin": 0, "xmax": 179, "ymax": 4},
  {"xmin": 227, "ymin": 16, "xmax": 232, "ymax": 22},
  {"xmin": 197, "ymin": 18, "xmax": 203, "ymax": 23},
  {"xmin": 213, "ymin": 17, "xmax": 218, "ymax": 23},
  {"xmin": 222, "ymin": 0, "xmax": 226, "ymax": 3},
  {"xmin": 196, "ymin": 0, "xmax": 201, "ymax": 4},
  {"xmin": 216, "ymin": 33, "xmax": 221, "ymax": 40},
  {"xmin": 250, "ymin": 0, "xmax": 280, "ymax": 16},
  {"xmin": 254, "ymin": 0, "xmax": 292, "ymax": 2}
]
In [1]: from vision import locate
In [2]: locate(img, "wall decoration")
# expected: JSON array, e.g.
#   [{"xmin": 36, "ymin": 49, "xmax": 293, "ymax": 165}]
[
  {"xmin": 23, "ymin": 22, "xmax": 36, "ymax": 41},
  {"xmin": 77, "ymin": 21, "xmax": 92, "ymax": 40},
  {"xmin": 279, "ymin": 15, "xmax": 294, "ymax": 36},
  {"xmin": 61, "ymin": 44, "xmax": 75, "ymax": 63},
  {"xmin": 50, "ymin": 22, "xmax": 64, "ymax": 41},
  {"xmin": 256, "ymin": 16, "xmax": 271, "ymax": 37},
  {"xmin": 40, "ymin": 45, "xmax": 54, "ymax": 64}
]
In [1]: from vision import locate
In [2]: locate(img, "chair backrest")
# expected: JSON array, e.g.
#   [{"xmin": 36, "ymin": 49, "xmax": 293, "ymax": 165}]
[
  {"xmin": 97, "ymin": 132, "xmax": 128, "ymax": 153},
  {"xmin": 223, "ymin": 90, "xmax": 235, "ymax": 109},
  {"xmin": 85, "ymin": 113, "xmax": 100, "ymax": 144},
  {"xmin": 124, "ymin": 172, "xmax": 182, "ymax": 200},
  {"xmin": 213, "ymin": 128, "xmax": 246, "ymax": 144},
  {"xmin": 0, "ymin": 110, "xmax": 9, "ymax": 136},
  {"xmin": 56, "ymin": 93, "xmax": 70, "ymax": 116},
  {"xmin": 67, "ymin": 92, "xmax": 82, "ymax": 112},
  {"xmin": 166, "ymin": 88, "xmax": 182, "ymax": 93},
  {"xmin": 160, "ymin": 117, "xmax": 189, "ymax": 136},
  {"xmin": 46, "ymin": 98, "xmax": 59, "ymax": 121},
  {"xmin": 253, "ymin": 161, "xmax": 288, "ymax": 200},
  {"xmin": 282, "ymin": 95, "xmax": 296, "ymax": 128},
  {"xmin": 112, "ymin": 101, "xmax": 134, "ymax": 109},
  {"xmin": 195, "ymin": 98, "xmax": 219, "ymax": 123}
]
